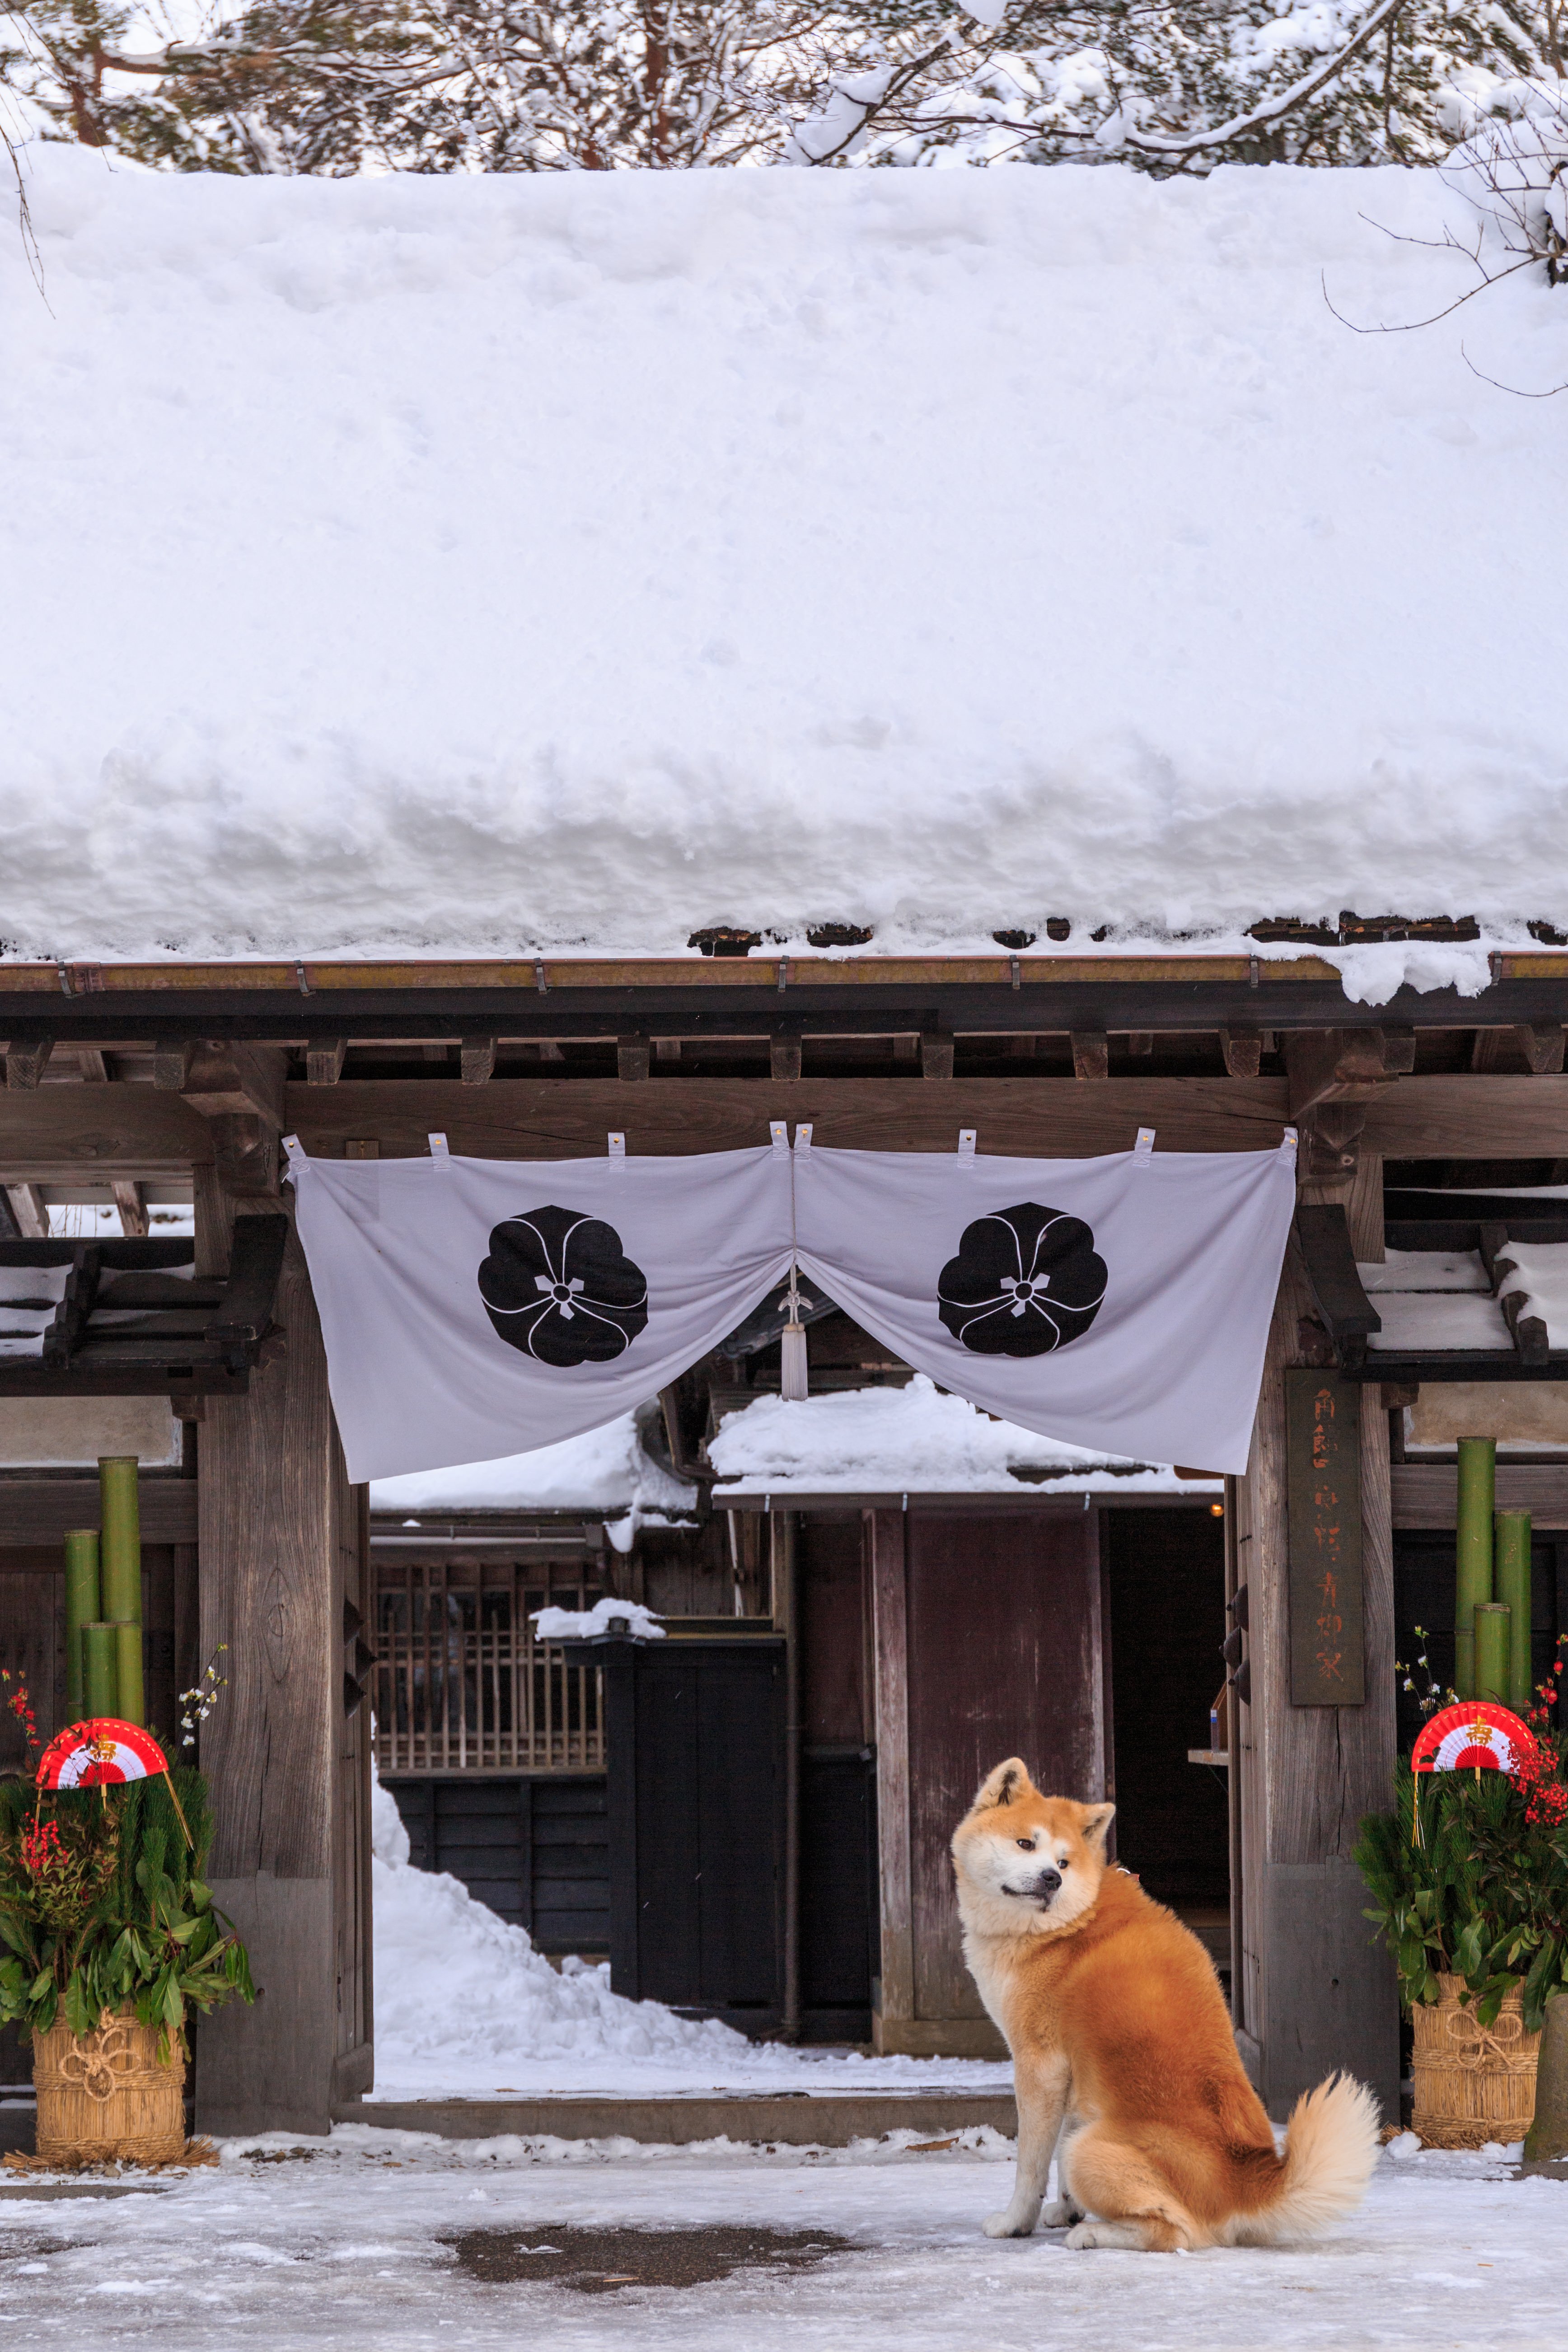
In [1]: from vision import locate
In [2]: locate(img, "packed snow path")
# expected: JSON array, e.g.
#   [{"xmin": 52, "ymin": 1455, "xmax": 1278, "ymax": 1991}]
[{"xmin": 0, "ymin": 2130, "xmax": 1564, "ymax": 2350}]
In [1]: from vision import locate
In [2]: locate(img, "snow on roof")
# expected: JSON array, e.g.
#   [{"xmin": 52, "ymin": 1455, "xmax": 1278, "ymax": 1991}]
[
  {"xmin": 5, "ymin": 150, "xmax": 1566, "ymax": 976},
  {"xmin": 707, "ymin": 1375, "xmax": 1213, "ymax": 1496},
  {"xmin": 368, "ymin": 1410, "xmax": 696, "ymax": 1543}
]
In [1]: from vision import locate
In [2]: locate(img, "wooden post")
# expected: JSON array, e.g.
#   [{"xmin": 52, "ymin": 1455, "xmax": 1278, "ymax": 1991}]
[
  {"xmin": 866, "ymin": 1508, "xmax": 913, "ymax": 2048},
  {"xmin": 194, "ymin": 1201, "xmax": 373, "ymax": 2137},
  {"xmin": 1232, "ymin": 1188, "xmax": 1399, "ymax": 2122}
]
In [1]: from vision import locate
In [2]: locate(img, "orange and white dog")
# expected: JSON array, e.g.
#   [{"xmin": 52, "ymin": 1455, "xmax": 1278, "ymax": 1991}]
[{"xmin": 952, "ymin": 1759, "xmax": 1380, "ymax": 2252}]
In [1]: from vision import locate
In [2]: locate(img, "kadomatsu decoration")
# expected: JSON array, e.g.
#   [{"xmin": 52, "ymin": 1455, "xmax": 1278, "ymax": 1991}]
[
  {"xmin": 0, "ymin": 1681, "xmax": 253, "ymax": 2056},
  {"xmin": 936, "ymin": 1203, "xmax": 1107, "ymax": 1357},
  {"xmin": 478, "ymin": 1206, "xmax": 651, "ymax": 1365}
]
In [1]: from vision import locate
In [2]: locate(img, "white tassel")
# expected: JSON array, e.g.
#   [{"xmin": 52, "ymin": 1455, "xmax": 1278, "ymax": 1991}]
[{"xmin": 781, "ymin": 1319, "xmax": 809, "ymax": 1401}]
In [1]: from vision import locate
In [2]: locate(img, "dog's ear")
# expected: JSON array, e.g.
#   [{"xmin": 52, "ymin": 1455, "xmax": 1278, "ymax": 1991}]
[
  {"xmin": 1078, "ymin": 1801, "xmax": 1116, "ymax": 1849},
  {"xmin": 971, "ymin": 1758, "xmax": 1031, "ymax": 1814}
]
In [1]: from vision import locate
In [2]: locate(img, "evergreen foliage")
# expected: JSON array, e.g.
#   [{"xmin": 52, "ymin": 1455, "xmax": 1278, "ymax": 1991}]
[
  {"xmin": 1355, "ymin": 1758, "xmax": 1568, "ymax": 2034},
  {"xmin": 0, "ymin": 1764, "xmax": 254, "ymax": 2051}
]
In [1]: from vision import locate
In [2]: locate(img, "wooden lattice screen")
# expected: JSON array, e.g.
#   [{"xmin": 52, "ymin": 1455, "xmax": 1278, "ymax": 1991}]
[{"xmin": 374, "ymin": 1557, "xmax": 605, "ymax": 1774}]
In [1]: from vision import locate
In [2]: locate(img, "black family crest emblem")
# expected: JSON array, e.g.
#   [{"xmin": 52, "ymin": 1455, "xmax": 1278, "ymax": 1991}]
[
  {"xmin": 479, "ymin": 1206, "xmax": 649, "ymax": 1366},
  {"xmin": 937, "ymin": 1203, "xmax": 1107, "ymax": 1357}
]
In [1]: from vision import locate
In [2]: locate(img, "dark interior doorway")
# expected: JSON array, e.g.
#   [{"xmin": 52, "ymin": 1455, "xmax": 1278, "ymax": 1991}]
[{"xmin": 1104, "ymin": 1506, "xmax": 1230, "ymax": 1970}]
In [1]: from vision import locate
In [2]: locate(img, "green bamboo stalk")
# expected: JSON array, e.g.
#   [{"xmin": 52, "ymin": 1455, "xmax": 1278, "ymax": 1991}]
[
  {"xmin": 1494, "ymin": 1508, "xmax": 1534, "ymax": 1714},
  {"xmin": 81, "ymin": 1622, "xmax": 119, "ymax": 1718},
  {"xmin": 1475, "ymin": 1602, "xmax": 1511, "ymax": 1706},
  {"xmin": 1455, "ymin": 1436, "xmax": 1496, "ymax": 1697},
  {"xmin": 98, "ymin": 1454, "xmax": 141, "ymax": 1626},
  {"xmin": 113, "ymin": 1621, "xmax": 145, "ymax": 1727},
  {"xmin": 62, "ymin": 1528, "xmax": 100, "ymax": 1724}
]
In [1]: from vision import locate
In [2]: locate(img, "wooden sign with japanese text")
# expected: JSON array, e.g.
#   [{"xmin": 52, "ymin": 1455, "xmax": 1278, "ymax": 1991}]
[{"xmin": 1285, "ymin": 1370, "xmax": 1364, "ymax": 1707}]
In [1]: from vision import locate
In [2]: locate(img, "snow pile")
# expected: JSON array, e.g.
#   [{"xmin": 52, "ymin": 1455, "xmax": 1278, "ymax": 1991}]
[
  {"xmin": 369, "ymin": 1771, "xmax": 761, "ymax": 2093},
  {"xmin": 369, "ymin": 1409, "xmax": 695, "ymax": 1550},
  {"xmin": 707, "ymin": 1375, "xmax": 1207, "ymax": 1493},
  {"xmin": 531, "ymin": 1595, "xmax": 665, "ymax": 1641},
  {"xmin": 5, "ymin": 153, "xmax": 1568, "ymax": 972},
  {"xmin": 368, "ymin": 1768, "xmax": 1011, "ymax": 2096}
]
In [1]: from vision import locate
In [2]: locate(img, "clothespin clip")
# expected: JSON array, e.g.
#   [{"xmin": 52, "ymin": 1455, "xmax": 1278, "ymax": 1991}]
[
  {"xmin": 1133, "ymin": 1127, "xmax": 1156, "ymax": 1166},
  {"xmin": 428, "ymin": 1132, "xmax": 449, "ymax": 1161},
  {"xmin": 958, "ymin": 1129, "xmax": 977, "ymax": 1166}
]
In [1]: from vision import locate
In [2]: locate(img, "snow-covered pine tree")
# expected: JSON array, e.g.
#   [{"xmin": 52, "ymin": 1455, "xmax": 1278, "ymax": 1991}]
[{"xmin": 3, "ymin": 0, "xmax": 1563, "ymax": 173}]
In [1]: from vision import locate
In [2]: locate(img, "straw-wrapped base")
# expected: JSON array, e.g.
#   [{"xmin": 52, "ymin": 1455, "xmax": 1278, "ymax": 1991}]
[
  {"xmin": 1411, "ymin": 1974, "xmax": 1540, "ymax": 2149},
  {"xmin": 33, "ymin": 2006, "xmax": 186, "ymax": 2166}
]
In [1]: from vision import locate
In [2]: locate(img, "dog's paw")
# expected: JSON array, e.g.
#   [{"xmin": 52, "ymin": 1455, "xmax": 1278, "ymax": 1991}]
[
  {"xmin": 983, "ymin": 2210, "xmax": 1036, "ymax": 2239},
  {"xmin": 1064, "ymin": 2222, "xmax": 1106, "ymax": 2251},
  {"xmin": 1039, "ymin": 2200, "xmax": 1085, "ymax": 2229}
]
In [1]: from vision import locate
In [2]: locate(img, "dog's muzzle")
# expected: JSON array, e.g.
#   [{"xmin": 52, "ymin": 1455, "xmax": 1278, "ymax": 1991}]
[{"xmin": 1002, "ymin": 1866, "xmax": 1062, "ymax": 1905}]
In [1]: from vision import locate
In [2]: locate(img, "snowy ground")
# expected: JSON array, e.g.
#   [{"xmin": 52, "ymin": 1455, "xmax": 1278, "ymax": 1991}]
[
  {"xmin": 1, "ymin": 2128, "xmax": 1564, "ymax": 2351},
  {"xmin": 367, "ymin": 1771, "xmax": 1010, "ymax": 2100}
]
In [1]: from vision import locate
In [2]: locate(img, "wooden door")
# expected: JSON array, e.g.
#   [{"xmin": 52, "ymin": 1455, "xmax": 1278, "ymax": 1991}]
[{"xmin": 903, "ymin": 1506, "xmax": 1105, "ymax": 2025}]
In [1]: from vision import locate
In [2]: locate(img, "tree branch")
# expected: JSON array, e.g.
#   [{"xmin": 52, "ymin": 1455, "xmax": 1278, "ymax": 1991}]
[{"xmin": 1123, "ymin": 0, "xmax": 1409, "ymax": 156}]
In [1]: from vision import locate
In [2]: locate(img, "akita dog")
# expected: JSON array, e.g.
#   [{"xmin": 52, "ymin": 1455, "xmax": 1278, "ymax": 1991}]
[{"xmin": 952, "ymin": 1759, "xmax": 1380, "ymax": 2252}]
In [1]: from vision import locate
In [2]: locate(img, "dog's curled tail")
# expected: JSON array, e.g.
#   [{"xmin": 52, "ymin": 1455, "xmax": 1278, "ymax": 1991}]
[{"xmin": 1251, "ymin": 2072, "xmax": 1380, "ymax": 2241}]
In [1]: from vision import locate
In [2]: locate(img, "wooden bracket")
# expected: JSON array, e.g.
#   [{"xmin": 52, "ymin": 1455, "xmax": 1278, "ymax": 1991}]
[
  {"xmin": 305, "ymin": 1037, "xmax": 349, "ymax": 1086},
  {"xmin": 1070, "ymin": 1031, "xmax": 1109, "ymax": 1082},
  {"xmin": 617, "ymin": 1035, "xmax": 651, "ymax": 1083},
  {"xmin": 770, "ymin": 1033, "xmax": 802, "ymax": 1082},
  {"xmin": 460, "ymin": 1036, "xmax": 497, "ymax": 1086},
  {"xmin": 180, "ymin": 1043, "xmax": 287, "ymax": 1128},
  {"xmin": 1219, "ymin": 1027, "xmax": 1262, "ymax": 1080},
  {"xmin": 1294, "ymin": 1203, "xmax": 1381, "ymax": 1370},
  {"xmin": 1518, "ymin": 1022, "xmax": 1567, "ymax": 1074},
  {"xmin": 153, "ymin": 1037, "xmax": 197, "ymax": 1090},
  {"xmin": 3, "ymin": 1038, "xmax": 53, "ymax": 1090},
  {"xmin": 920, "ymin": 1030, "xmax": 954, "ymax": 1082},
  {"xmin": 1303, "ymin": 1099, "xmax": 1371, "ymax": 1180},
  {"xmin": 1285, "ymin": 1027, "xmax": 1413, "ymax": 1120}
]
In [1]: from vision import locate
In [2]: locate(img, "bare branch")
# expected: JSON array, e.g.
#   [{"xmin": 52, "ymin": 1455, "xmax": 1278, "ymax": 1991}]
[{"xmin": 1123, "ymin": 0, "xmax": 1409, "ymax": 157}]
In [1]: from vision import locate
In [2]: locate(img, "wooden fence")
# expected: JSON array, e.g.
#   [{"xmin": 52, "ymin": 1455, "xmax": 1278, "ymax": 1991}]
[{"xmin": 374, "ymin": 1558, "xmax": 605, "ymax": 1773}]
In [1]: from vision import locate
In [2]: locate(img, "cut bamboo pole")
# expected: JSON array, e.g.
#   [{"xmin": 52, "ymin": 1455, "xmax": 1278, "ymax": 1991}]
[
  {"xmin": 82, "ymin": 1623, "xmax": 118, "ymax": 1718},
  {"xmin": 1455, "ymin": 1436, "xmax": 1496, "ymax": 1698},
  {"xmin": 62, "ymin": 1529, "xmax": 100, "ymax": 1724},
  {"xmin": 98, "ymin": 1455, "xmax": 143, "ymax": 1727},
  {"xmin": 1494, "ymin": 1508, "xmax": 1534, "ymax": 1714},
  {"xmin": 113, "ymin": 1623, "xmax": 145, "ymax": 1728},
  {"xmin": 1475, "ymin": 1602, "xmax": 1511, "ymax": 1707}
]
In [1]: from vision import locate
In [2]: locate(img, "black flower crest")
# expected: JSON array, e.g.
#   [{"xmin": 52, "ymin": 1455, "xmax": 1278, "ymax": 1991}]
[
  {"xmin": 479, "ymin": 1206, "xmax": 649, "ymax": 1367},
  {"xmin": 937, "ymin": 1203, "xmax": 1107, "ymax": 1357}
]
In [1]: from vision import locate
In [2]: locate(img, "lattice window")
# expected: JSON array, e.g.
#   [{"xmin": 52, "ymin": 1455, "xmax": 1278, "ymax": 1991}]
[{"xmin": 374, "ymin": 1557, "xmax": 605, "ymax": 1773}]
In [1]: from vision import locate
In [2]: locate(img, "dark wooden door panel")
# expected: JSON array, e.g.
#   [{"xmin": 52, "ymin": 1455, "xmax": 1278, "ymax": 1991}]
[{"xmin": 906, "ymin": 1508, "xmax": 1103, "ymax": 2020}]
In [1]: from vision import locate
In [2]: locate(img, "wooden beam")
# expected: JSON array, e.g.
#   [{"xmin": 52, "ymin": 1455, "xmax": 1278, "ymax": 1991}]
[
  {"xmin": 770, "ymin": 1034, "xmax": 801, "ymax": 1082},
  {"xmin": 1219, "ymin": 1027, "xmax": 1263, "ymax": 1079},
  {"xmin": 1393, "ymin": 1462, "xmax": 1568, "ymax": 1528},
  {"xmin": 0, "ymin": 1478, "xmax": 197, "ymax": 1547},
  {"xmin": 867, "ymin": 1508, "xmax": 913, "ymax": 2039},
  {"xmin": 286, "ymin": 1075, "xmax": 1293, "ymax": 1160},
  {"xmin": 4, "ymin": 1039, "xmax": 52, "ymax": 1089},
  {"xmin": 459, "ymin": 1036, "xmax": 496, "ymax": 1086},
  {"xmin": 305, "ymin": 1038, "xmax": 348, "ymax": 1086},
  {"xmin": 1363, "ymin": 1075, "xmax": 1568, "ymax": 1159},
  {"xmin": 1070, "ymin": 1031, "xmax": 1109, "ymax": 1082},
  {"xmin": 617, "ymin": 1036, "xmax": 651, "ymax": 1083},
  {"xmin": 0, "ymin": 1088, "xmax": 212, "ymax": 1183},
  {"xmin": 112, "ymin": 1179, "xmax": 149, "ymax": 1238},
  {"xmin": 3, "ymin": 1184, "xmax": 47, "ymax": 1238}
]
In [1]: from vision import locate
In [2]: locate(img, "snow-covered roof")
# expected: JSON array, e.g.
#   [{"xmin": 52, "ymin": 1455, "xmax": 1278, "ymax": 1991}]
[
  {"xmin": 707, "ymin": 1376, "xmax": 1214, "ymax": 1497},
  {"xmin": 5, "ymin": 151, "xmax": 1566, "ymax": 970},
  {"xmin": 369, "ymin": 1410, "xmax": 697, "ymax": 1546}
]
